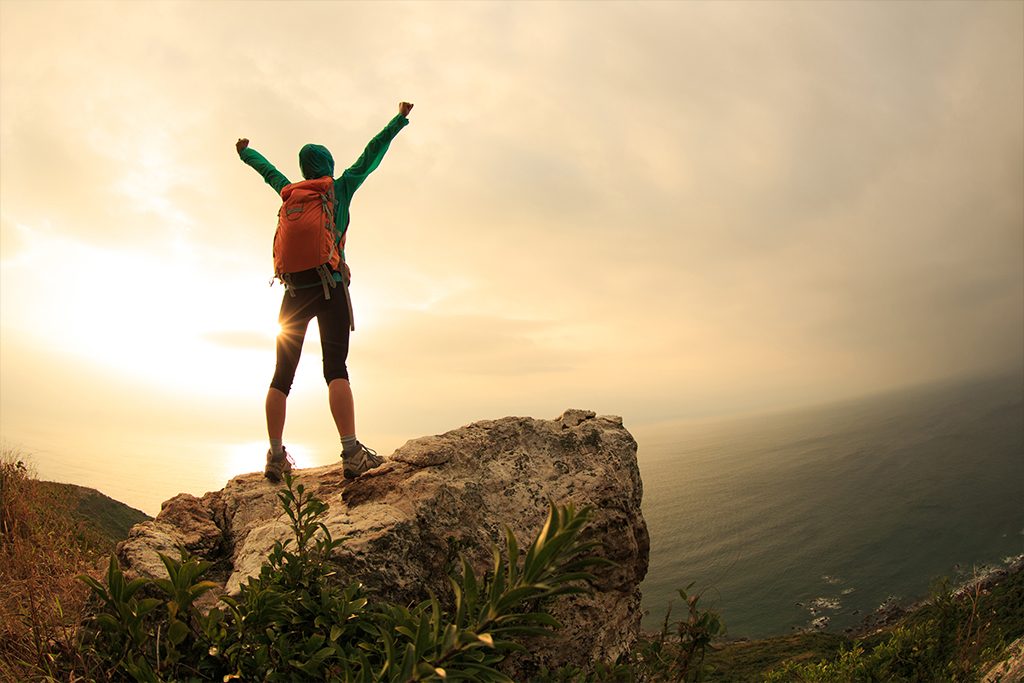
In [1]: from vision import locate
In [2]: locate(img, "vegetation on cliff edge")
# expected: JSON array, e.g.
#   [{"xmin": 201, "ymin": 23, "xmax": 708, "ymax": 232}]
[{"xmin": 3, "ymin": 444, "xmax": 1021, "ymax": 681}]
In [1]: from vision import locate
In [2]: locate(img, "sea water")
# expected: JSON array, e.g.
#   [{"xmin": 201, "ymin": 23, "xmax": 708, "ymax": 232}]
[{"xmin": 635, "ymin": 371, "xmax": 1024, "ymax": 637}]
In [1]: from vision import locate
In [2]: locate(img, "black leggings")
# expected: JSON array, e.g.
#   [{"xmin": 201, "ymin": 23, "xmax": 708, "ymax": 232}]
[{"xmin": 270, "ymin": 286, "xmax": 351, "ymax": 395}]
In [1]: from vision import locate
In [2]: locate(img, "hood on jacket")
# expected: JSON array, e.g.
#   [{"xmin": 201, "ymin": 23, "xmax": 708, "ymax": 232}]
[{"xmin": 299, "ymin": 143, "xmax": 335, "ymax": 179}]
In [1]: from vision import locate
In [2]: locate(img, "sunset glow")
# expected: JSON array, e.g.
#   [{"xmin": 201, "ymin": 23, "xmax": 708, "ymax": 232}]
[{"xmin": 2, "ymin": 0, "xmax": 1021, "ymax": 514}]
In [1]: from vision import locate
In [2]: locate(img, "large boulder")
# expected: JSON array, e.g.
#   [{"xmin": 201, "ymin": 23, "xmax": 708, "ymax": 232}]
[{"xmin": 118, "ymin": 410, "xmax": 650, "ymax": 675}]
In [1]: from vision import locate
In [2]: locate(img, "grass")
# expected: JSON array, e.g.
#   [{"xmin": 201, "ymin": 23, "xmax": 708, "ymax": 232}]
[
  {"xmin": 704, "ymin": 632, "xmax": 851, "ymax": 681},
  {"xmin": 0, "ymin": 446, "xmax": 149, "ymax": 679},
  {"xmin": 35, "ymin": 480, "xmax": 149, "ymax": 550},
  {"xmin": 702, "ymin": 565, "xmax": 1024, "ymax": 682}
]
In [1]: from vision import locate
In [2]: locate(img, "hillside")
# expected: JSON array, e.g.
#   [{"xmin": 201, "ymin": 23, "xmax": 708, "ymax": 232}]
[
  {"xmin": 35, "ymin": 480, "xmax": 151, "ymax": 552},
  {"xmin": 1, "ymin": 453, "xmax": 151, "ymax": 679},
  {"xmin": 703, "ymin": 556, "xmax": 1024, "ymax": 681}
]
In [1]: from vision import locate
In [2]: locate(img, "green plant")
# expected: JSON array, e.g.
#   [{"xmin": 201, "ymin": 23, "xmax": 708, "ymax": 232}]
[
  {"xmin": 628, "ymin": 583, "xmax": 725, "ymax": 682},
  {"xmin": 79, "ymin": 474, "xmax": 606, "ymax": 681},
  {"xmin": 585, "ymin": 581, "xmax": 720, "ymax": 683},
  {"xmin": 763, "ymin": 576, "xmax": 1004, "ymax": 682},
  {"xmin": 541, "ymin": 582, "xmax": 726, "ymax": 682},
  {"xmin": 0, "ymin": 447, "xmax": 100, "ymax": 680}
]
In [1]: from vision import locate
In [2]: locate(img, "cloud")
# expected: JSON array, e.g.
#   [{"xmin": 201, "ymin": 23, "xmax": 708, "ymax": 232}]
[
  {"xmin": 1, "ymin": 0, "xmax": 1021, "ymax": 434},
  {"xmin": 358, "ymin": 311, "xmax": 581, "ymax": 377}
]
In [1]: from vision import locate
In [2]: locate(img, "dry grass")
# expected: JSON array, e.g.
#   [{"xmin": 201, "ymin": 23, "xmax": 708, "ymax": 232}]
[{"xmin": 0, "ymin": 446, "xmax": 102, "ymax": 680}]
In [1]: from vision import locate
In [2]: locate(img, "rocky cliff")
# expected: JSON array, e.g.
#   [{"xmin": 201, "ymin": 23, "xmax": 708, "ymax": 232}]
[{"xmin": 118, "ymin": 409, "xmax": 650, "ymax": 675}]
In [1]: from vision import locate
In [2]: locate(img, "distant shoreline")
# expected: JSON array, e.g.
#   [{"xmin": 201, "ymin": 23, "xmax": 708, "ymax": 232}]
[
  {"xmin": 703, "ymin": 552, "xmax": 1024, "ymax": 646},
  {"xmin": 854, "ymin": 553, "xmax": 1024, "ymax": 637}
]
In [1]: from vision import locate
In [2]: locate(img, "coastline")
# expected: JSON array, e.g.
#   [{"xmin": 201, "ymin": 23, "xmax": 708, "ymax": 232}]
[{"xmin": 857, "ymin": 553, "xmax": 1024, "ymax": 636}]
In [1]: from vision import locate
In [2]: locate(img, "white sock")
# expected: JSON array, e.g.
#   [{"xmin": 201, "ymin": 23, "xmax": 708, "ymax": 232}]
[
  {"xmin": 341, "ymin": 434, "xmax": 358, "ymax": 456},
  {"xmin": 270, "ymin": 438, "xmax": 284, "ymax": 457}
]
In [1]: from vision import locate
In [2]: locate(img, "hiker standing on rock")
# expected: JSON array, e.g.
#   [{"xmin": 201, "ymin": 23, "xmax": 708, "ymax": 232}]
[{"xmin": 236, "ymin": 101, "xmax": 413, "ymax": 483}]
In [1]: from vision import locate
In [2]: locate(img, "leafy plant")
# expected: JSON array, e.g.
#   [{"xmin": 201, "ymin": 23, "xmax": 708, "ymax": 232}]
[
  {"xmin": 539, "ymin": 582, "xmax": 725, "ymax": 682},
  {"xmin": 78, "ymin": 474, "xmax": 606, "ymax": 681},
  {"xmin": 629, "ymin": 583, "xmax": 725, "ymax": 682}
]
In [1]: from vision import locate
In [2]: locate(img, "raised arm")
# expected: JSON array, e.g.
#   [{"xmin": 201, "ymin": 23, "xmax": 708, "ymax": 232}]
[
  {"xmin": 236, "ymin": 138, "xmax": 291, "ymax": 196},
  {"xmin": 339, "ymin": 102, "xmax": 413, "ymax": 196}
]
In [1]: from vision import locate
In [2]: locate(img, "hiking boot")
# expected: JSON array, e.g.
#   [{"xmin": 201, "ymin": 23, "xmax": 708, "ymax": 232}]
[
  {"xmin": 342, "ymin": 442, "xmax": 384, "ymax": 480},
  {"xmin": 264, "ymin": 447, "xmax": 294, "ymax": 483}
]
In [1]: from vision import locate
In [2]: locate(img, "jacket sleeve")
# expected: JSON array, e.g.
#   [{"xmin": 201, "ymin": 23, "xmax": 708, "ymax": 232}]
[
  {"xmin": 239, "ymin": 147, "xmax": 291, "ymax": 196},
  {"xmin": 339, "ymin": 114, "xmax": 410, "ymax": 196}
]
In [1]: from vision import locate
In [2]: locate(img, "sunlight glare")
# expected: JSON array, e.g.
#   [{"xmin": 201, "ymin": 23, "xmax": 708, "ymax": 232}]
[
  {"xmin": 0, "ymin": 225, "xmax": 280, "ymax": 398},
  {"xmin": 223, "ymin": 441, "xmax": 316, "ymax": 482}
]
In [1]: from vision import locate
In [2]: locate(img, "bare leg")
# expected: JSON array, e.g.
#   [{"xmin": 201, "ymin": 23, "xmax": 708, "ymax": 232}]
[
  {"xmin": 328, "ymin": 378, "xmax": 356, "ymax": 438},
  {"xmin": 266, "ymin": 387, "xmax": 287, "ymax": 441}
]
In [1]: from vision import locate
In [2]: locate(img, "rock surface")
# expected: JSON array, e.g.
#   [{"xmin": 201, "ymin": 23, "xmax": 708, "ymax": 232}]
[
  {"xmin": 118, "ymin": 410, "xmax": 650, "ymax": 675},
  {"xmin": 981, "ymin": 635, "xmax": 1024, "ymax": 683}
]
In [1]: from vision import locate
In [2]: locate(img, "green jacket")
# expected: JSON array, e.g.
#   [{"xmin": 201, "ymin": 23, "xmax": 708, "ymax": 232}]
[{"xmin": 239, "ymin": 114, "xmax": 410, "ymax": 281}]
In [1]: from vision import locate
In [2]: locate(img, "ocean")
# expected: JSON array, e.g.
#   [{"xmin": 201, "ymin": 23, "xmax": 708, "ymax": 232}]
[{"xmin": 634, "ymin": 371, "xmax": 1024, "ymax": 638}]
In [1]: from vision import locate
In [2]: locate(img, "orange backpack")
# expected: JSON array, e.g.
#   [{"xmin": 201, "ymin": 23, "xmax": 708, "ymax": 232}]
[{"xmin": 273, "ymin": 176, "xmax": 341, "ymax": 297}]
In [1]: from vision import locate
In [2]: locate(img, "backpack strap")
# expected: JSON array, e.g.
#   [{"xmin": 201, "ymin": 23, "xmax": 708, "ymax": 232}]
[
  {"xmin": 340, "ymin": 263, "xmax": 354, "ymax": 332},
  {"xmin": 315, "ymin": 264, "xmax": 337, "ymax": 300},
  {"xmin": 282, "ymin": 273, "xmax": 298, "ymax": 298}
]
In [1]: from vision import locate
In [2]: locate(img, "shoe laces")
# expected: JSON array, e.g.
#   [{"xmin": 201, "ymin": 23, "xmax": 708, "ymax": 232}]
[
  {"xmin": 279, "ymin": 446, "xmax": 295, "ymax": 466},
  {"xmin": 346, "ymin": 442, "xmax": 382, "ymax": 467}
]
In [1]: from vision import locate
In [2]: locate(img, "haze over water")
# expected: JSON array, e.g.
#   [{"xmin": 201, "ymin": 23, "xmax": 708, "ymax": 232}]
[{"xmin": 637, "ymin": 370, "xmax": 1024, "ymax": 637}]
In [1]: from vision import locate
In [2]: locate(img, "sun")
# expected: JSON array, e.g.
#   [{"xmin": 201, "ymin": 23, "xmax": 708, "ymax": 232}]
[{"xmin": 222, "ymin": 441, "xmax": 319, "ymax": 482}]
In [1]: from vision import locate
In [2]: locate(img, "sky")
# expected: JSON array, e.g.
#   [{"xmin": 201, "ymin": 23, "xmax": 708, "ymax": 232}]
[{"xmin": 1, "ymin": 1, "xmax": 1022, "ymax": 514}]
